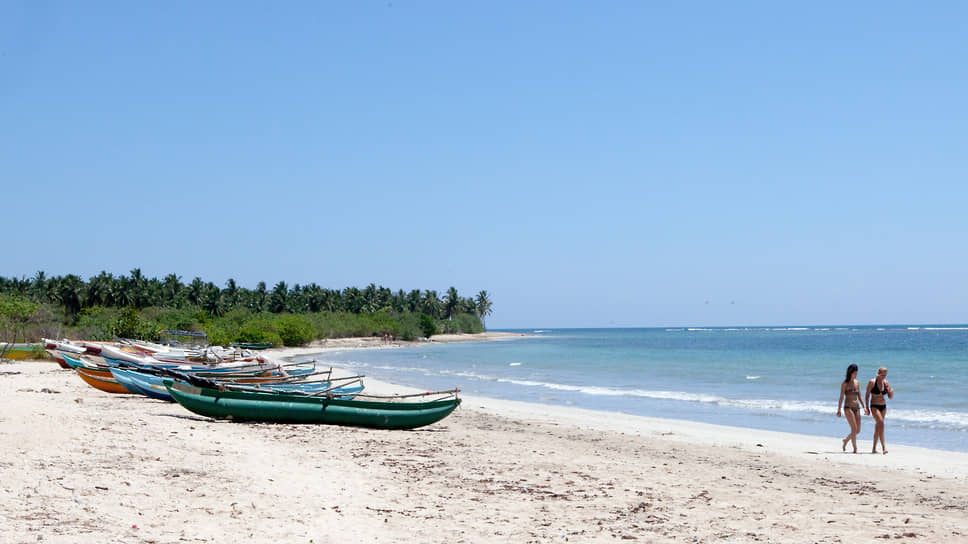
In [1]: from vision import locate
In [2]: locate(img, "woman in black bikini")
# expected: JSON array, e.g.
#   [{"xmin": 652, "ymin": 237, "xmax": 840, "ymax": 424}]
[
  {"xmin": 865, "ymin": 366, "xmax": 894, "ymax": 454},
  {"xmin": 837, "ymin": 363, "xmax": 867, "ymax": 453}
]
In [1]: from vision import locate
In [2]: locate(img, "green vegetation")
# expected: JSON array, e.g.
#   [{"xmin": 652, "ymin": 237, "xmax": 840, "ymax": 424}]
[
  {"xmin": 0, "ymin": 293, "xmax": 41, "ymax": 345},
  {"xmin": 0, "ymin": 270, "xmax": 489, "ymax": 346}
]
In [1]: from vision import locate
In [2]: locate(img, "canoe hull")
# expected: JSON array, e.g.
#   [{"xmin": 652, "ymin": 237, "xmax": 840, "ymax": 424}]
[
  {"xmin": 46, "ymin": 349, "xmax": 72, "ymax": 369},
  {"xmin": 76, "ymin": 367, "xmax": 136, "ymax": 394},
  {"xmin": 165, "ymin": 382, "xmax": 460, "ymax": 429},
  {"xmin": 0, "ymin": 344, "xmax": 46, "ymax": 360},
  {"xmin": 109, "ymin": 368, "xmax": 175, "ymax": 401}
]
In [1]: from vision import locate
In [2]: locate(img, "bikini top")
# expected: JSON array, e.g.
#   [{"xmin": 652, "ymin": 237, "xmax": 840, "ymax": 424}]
[{"xmin": 871, "ymin": 380, "xmax": 888, "ymax": 396}]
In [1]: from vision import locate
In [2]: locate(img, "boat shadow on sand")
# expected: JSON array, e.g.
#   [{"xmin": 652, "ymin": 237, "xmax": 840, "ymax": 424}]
[
  {"xmin": 154, "ymin": 411, "xmax": 455, "ymax": 432},
  {"xmin": 155, "ymin": 412, "xmax": 222, "ymax": 423}
]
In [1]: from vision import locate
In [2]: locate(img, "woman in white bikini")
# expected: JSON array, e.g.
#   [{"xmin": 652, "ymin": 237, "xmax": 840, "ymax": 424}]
[{"xmin": 836, "ymin": 363, "xmax": 868, "ymax": 453}]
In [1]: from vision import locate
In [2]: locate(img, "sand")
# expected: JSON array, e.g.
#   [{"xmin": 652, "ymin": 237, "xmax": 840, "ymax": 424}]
[{"xmin": 2, "ymin": 337, "xmax": 966, "ymax": 543}]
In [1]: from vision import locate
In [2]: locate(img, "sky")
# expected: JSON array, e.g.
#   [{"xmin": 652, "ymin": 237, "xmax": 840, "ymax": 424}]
[{"xmin": 2, "ymin": 1, "xmax": 966, "ymax": 329}]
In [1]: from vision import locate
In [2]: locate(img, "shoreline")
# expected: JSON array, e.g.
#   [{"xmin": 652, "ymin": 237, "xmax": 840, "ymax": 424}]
[
  {"xmin": 2, "ymin": 357, "xmax": 967, "ymax": 542},
  {"xmin": 257, "ymin": 330, "xmax": 532, "ymax": 359},
  {"xmin": 269, "ymin": 339, "xmax": 968, "ymax": 481}
]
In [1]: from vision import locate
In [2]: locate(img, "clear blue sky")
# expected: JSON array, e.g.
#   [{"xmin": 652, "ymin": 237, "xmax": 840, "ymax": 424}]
[{"xmin": 2, "ymin": 1, "xmax": 966, "ymax": 328}]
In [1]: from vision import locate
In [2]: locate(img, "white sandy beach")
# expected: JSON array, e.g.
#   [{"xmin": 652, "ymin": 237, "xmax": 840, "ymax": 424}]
[{"xmin": 2, "ymin": 335, "xmax": 967, "ymax": 543}]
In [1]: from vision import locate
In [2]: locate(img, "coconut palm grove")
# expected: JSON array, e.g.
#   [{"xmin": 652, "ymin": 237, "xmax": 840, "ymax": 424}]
[{"xmin": 0, "ymin": 270, "xmax": 494, "ymax": 347}]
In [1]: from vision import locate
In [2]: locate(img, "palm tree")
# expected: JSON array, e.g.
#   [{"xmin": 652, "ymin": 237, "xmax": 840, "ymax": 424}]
[
  {"xmin": 56, "ymin": 274, "xmax": 86, "ymax": 322},
  {"xmin": 288, "ymin": 284, "xmax": 306, "ymax": 313},
  {"xmin": 422, "ymin": 290, "xmax": 442, "ymax": 319},
  {"xmin": 359, "ymin": 284, "xmax": 378, "ymax": 313},
  {"xmin": 201, "ymin": 282, "xmax": 226, "ymax": 317},
  {"xmin": 30, "ymin": 271, "xmax": 50, "ymax": 303},
  {"xmin": 86, "ymin": 271, "xmax": 115, "ymax": 307},
  {"xmin": 443, "ymin": 287, "xmax": 460, "ymax": 320},
  {"xmin": 304, "ymin": 283, "xmax": 324, "ymax": 313},
  {"xmin": 128, "ymin": 268, "xmax": 148, "ymax": 308},
  {"xmin": 224, "ymin": 278, "xmax": 239, "ymax": 308},
  {"xmin": 475, "ymin": 290, "xmax": 493, "ymax": 331},
  {"xmin": 406, "ymin": 289, "xmax": 422, "ymax": 313},
  {"xmin": 339, "ymin": 287, "xmax": 360, "ymax": 313},
  {"xmin": 392, "ymin": 289, "xmax": 407, "ymax": 313},
  {"xmin": 253, "ymin": 281, "xmax": 268, "ymax": 312},
  {"xmin": 185, "ymin": 277, "xmax": 205, "ymax": 306},
  {"xmin": 162, "ymin": 273, "xmax": 183, "ymax": 304},
  {"xmin": 269, "ymin": 281, "xmax": 288, "ymax": 313}
]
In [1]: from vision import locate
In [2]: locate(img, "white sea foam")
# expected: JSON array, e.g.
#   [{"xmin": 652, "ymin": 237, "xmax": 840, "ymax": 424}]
[
  {"xmin": 923, "ymin": 327, "xmax": 968, "ymax": 331},
  {"xmin": 746, "ymin": 376, "xmax": 761, "ymax": 380},
  {"xmin": 508, "ymin": 362, "xmax": 522, "ymax": 366},
  {"xmin": 444, "ymin": 372, "xmax": 968, "ymax": 428}
]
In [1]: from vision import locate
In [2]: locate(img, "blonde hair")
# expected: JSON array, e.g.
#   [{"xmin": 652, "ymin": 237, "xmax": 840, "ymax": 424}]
[{"xmin": 877, "ymin": 366, "xmax": 888, "ymax": 376}]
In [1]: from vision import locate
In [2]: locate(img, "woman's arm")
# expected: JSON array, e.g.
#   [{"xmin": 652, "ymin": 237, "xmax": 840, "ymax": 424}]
[
  {"xmin": 864, "ymin": 380, "xmax": 873, "ymax": 414},
  {"xmin": 886, "ymin": 380, "xmax": 894, "ymax": 400},
  {"xmin": 837, "ymin": 382, "xmax": 845, "ymax": 416}
]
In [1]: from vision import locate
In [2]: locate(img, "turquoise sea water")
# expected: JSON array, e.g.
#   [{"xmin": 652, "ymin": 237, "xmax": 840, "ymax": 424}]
[{"xmin": 296, "ymin": 327, "xmax": 968, "ymax": 452}]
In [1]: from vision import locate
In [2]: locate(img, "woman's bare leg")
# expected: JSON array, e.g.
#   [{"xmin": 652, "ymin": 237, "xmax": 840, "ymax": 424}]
[
  {"xmin": 845, "ymin": 410, "xmax": 860, "ymax": 453},
  {"xmin": 871, "ymin": 410, "xmax": 884, "ymax": 453},
  {"xmin": 879, "ymin": 419, "xmax": 887, "ymax": 454}
]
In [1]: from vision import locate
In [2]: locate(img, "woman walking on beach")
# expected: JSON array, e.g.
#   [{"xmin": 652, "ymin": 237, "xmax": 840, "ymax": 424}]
[
  {"xmin": 837, "ymin": 363, "xmax": 867, "ymax": 453},
  {"xmin": 865, "ymin": 366, "xmax": 894, "ymax": 454}
]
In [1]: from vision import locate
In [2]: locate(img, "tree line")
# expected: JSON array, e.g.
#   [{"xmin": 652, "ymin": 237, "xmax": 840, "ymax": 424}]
[{"xmin": 0, "ymin": 269, "xmax": 494, "ymax": 346}]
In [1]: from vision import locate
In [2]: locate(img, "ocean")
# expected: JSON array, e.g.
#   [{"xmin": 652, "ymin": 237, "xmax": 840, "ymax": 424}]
[{"xmin": 294, "ymin": 326, "xmax": 968, "ymax": 452}]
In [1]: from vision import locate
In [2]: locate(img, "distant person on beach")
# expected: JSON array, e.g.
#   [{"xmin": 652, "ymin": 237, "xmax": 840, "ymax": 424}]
[
  {"xmin": 865, "ymin": 366, "xmax": 894, "ymax": 454},
  {"xmin": 836, "ymin": 363, "xmax": 867, "ymax": 453}
]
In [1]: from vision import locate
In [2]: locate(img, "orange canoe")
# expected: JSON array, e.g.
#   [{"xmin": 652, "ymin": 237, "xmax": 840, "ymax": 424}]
[{"xmin": 76, "ymin": 366, "xmax": 135, "ymax": 394}]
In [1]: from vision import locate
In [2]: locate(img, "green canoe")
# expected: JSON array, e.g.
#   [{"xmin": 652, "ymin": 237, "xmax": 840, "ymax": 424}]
[{"xmin": 165, "ymin": 381, "xmax": 461, "ymax": 429}]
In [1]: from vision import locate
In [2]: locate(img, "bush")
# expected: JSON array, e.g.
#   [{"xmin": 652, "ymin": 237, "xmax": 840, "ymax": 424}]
[
  {"xmin": 73, "ymin": 306, "xmax": 119, "ymax": 340},
  {"xmin": 148, "ymin": 306, "xmax": 204, "ymax": 332},
  {"xmin": 237, "ymin": 316, "xmax": 282, "ymax": 346},
  {"xmin": 453, "ymin": 312, "xmax": 484, "ymax": 334},
  {"xmin": 274, "ymin": 314, "xmax": 315, "ymax": 346},
  {"xmin": 0, "ymin": 294, "xmax": 41, "ymax": 343},
  {"xmin": 202, "ymin": 321, "xmax": 236, "ymax": 348},
  {"xmin": 111, "ymin": 308, "xmax": 158, "ymax": 340},
  {"xmin": 394, "ymin": 312, "xmax": 424, "ymax": 341},
  {"xmin": 419, "ymin": 313, "xmax": 438, "ymax": 338}
]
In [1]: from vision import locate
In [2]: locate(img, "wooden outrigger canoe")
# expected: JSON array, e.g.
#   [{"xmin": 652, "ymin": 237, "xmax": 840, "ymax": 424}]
[
  {"xmin": 75, "ymin": 366, "xmax": 137, "ymax": 394},
  {"xmin": 165, "ymin": 381, "xmax": 461, "ymax": 429},
  {"xmin": 0, "ymin": 343, "xmax": 46, "ymax": 360},
  {"xmin": 109, "ymin": 367, "xmax": 363, "ymax": 402}
]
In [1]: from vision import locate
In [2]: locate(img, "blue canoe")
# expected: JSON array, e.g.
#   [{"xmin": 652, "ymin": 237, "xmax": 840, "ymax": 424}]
[{"xmin": 109, "ymin": 367, "xmax": 363, "ymax": 402}]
